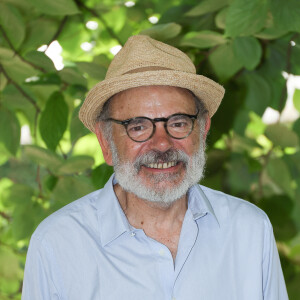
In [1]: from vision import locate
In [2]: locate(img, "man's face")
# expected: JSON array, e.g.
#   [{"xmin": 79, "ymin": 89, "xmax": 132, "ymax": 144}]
[{"xmin": 98, "ymin": 86, "xmax": 209, "ymax": 206}]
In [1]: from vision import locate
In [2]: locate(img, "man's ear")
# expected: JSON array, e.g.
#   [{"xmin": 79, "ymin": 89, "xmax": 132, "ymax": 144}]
[
  {"xmin": 203, "ymin": 115, "xmax": 211, "ymax": 140},
  {"xmin": 94, "ymin": 123, "xmax": 113, "ymax": 166}
]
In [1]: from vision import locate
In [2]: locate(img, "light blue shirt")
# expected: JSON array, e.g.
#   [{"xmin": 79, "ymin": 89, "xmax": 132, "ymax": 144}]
[{"xmin": 22, "ymin": 175, "xmax": 288, "ymax": 300}]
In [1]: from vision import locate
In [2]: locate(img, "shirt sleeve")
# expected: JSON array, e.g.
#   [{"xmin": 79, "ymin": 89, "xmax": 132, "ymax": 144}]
[
  {"xmin": 21, "ymin": 235, "xmax": 61, "ymax": 300},
  {"xmin": 262, "ymin": 217, "xmax": 289, "ymax": 300}
]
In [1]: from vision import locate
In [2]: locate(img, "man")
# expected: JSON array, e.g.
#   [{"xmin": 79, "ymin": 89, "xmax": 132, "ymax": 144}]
[{"xmin": 22, "ymin": 35, "xmax": 288, "ymax": 299}]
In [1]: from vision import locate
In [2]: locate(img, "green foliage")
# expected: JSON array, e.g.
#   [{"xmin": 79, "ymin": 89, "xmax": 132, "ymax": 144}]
[
  {"xmin": 0, "ymin": 0, "xmax": 299, "ymax": 298},
  {"xmin": 0, "ymin": 107, "xmax": 20, "ymax": 155},
  {"xmin": 180, "ymin": 30, "xmax": 226, "ymax": 48},
  {"xmin": 225, "ymin": 0, "xmax": 269, "ymax": 37},
  {"xmin": 39, "ymin": 91, "xmax": 68, "ymax": 150},
  {"xmin": 233, "ymin": 37, "xmax": 262, "ymax": 70},
  {"xmin": 140, "ymin": 22, "xmax": 182, "ymax": 41},
  {"xmin": 294, "ymin": 89, "xmax": 300, "ymax": 112}
]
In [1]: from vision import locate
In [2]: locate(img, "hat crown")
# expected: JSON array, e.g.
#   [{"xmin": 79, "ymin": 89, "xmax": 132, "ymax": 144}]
[{"xmin": 105, "ymin": 35, "xmax": 196, "ymax": 79}]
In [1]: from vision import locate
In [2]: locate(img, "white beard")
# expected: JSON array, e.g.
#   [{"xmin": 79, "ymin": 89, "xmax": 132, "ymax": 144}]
[{"xmin": 110, "ymin": 138, "xmax": 206, "ymax": 207}]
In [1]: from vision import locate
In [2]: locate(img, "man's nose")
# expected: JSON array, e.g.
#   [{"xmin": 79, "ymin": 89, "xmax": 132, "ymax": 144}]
[{"xmin": 149, "ymin": 123, "xmax": 173, "ymax": 151}]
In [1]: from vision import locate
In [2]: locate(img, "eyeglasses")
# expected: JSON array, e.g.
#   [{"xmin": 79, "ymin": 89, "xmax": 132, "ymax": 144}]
[{"xmin": 105, "ymin": 110, "xmax": 201, "ymax": 142}]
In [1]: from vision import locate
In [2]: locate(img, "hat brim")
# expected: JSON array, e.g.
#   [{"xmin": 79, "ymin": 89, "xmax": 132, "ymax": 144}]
[{"xmin": 79, "ymin": 70, "xmax": 225, "ymax": 133}]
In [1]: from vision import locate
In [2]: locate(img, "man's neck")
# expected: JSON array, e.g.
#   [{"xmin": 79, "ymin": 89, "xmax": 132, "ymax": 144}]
[{"xmin": 113, "ymin": 183, "xmax": 188, "ymax": 260}]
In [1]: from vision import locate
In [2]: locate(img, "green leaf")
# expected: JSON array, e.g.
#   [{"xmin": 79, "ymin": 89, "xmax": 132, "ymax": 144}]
[
  {"xmin": 293, "ymin": 119, "xmax": 300, "ymax": 139},
  {"xmin": 140, "ymin": 23, "xmax": 182, "ymax": 41},
  {"xmin": 45, "ymin": 175, "xmax": 58, "ymax": 192},
  {"xmin": 271, "ymin": 0, "xmax": 300, "ymax": 32},
  {"xmin": 59, "ymin": 67, "xmax": 87, "ymax": 86},
  {"xmin": 57, "ymin": 155, "xmax": 94, "ymax": 175},
  {"xmin": 208, "ymin": 43, "xmax": 243, "ymax": 81},
  {"xmin": 0, "ymin": 158, "xmax": 37, "ymax": 187},
  {"xmin": 2, "ymin": 184, "xmax": 37, "ymax": 240},
  {"xmin": 243, "ymin": 73, "xmax": 271, "ymax": 115},
  {"xmin": 185, "ymin": 0, "xmax": 231, "ymax": 17},
  {"xmin": 0, "ymin": 47, "xmax": 14, "ymax": 60},
  {"xmin": 0, "ymin": 56, "xmax": 37, "ymax": 84},
  {"xmin": 0, "ymin": 246, "xmax": 22, "ymax": 280},
  {"xmin": 205, "ymin": 149, "xmax": 229, "ymax": 174},
  {"xmin": 233, "ymin": 37, "xmax": 262, "ymax": 70},
  {"xmin": 12, "ymin": 202, "xmax": 39, "ymax": 240},
  {"xmin": 258, "ymin": 195, "xmax": 297, "ymax": 240},
  {"xmin": 293, "ymin": 89, "xmax": 300, "ymax": 112},
  {"xmin": 39, "ymin": 91, "xmax": 68, "ymax": 150},
  {"xmin": 0, "ymin": 3, "xmax": 25, "ymax": 49},
  {"xmin": 227, "ymin": 154, "xmax": 259, "ymax": 194},
  {"xmin": 21, "ymin": 18, "xmax": 58, "ymax": 51},
  {"xmin": 24, "ymin": 145, "xmax": 63, "ymax": 171},
  {"xmin": 70, "ymin": 106, "xmax": 89, "ymax": 144},
  {"xmin": 92, "ymin": 163, "xmax": 114, "ymax": 189},
  {"xmin": 265, "ymin": 124, "xmax": 299, "ymax": 148},
  {"xmin": 2, "ymin": 84, "xmax": 36, "ymax": 124},
  {"xmin": 159, "ymin": 5, "xmax": 191, "ymax": 24},
  {"xmin": 180, "ymin": 31, "xmax": 226, "ymax": 49},
  {"xmin": 25, "ymin": 51, "xmax": 55, "ymax": 72},
  {"xmin": 215, "ymin": 7, "xmax": 228, "ymax": 30},
  {"xmin": 225, "ymin": 0, "xmax": 269, "ymax": 37},
  {"xmin": 28, "ymin": 0, "xmax": 79, "ymax": 15},
  {"xmin": 52, "ymin": 176, "xmax": 94, "ymax": 206},
  {"xmin": 255, "ymin": 27, "xmax": 289, "ymax": 40},
  {"xmin": 76, "ymin": 62, "xmax": 107, "ymax": 80},
  {"xmin": 231, "ymin": 133, "xmax": 259, "ymax": 153},
  {"xmin": 0, "ymin": 107, "xmax": 20, "ymax": 156},
  {"xmin": 266, "ymin": 158, "xmax": 293, "ymax": 197},
  {"xmin": 102, "ymin": 6, "xmax": 127, "ymax": 33},
  {"xmin": 233, "ymin": 109, "xmax": 249, "ymax": 135},
  {"xmin": 0, "ymin": 72, "xmax": 7, "ymax": 91}
]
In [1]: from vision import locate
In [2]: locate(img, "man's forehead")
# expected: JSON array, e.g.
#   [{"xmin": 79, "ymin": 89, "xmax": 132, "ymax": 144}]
[{"xmin": 109, "ymin": 85, "xmax": 196, "ymax": 111}]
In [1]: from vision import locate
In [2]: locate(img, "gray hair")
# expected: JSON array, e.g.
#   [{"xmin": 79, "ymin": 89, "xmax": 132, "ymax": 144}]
[{"xmin": 96, "ymin": 89, "xmax": 208, "ymax": 141}]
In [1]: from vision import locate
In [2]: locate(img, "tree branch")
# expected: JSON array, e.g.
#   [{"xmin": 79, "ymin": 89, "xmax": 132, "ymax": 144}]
[
  {"xmin": 36, "ymin": 165, "xmax": 44, "ymax": 198},
  {"xmin": 0, "ymin": 64, "xmax": 40, "ymax": 113},
  {"xmin": 0, "ymin": 211, "xmax": 11, "ymax": 221},
  {"xmin": 46, "ymin": 16, "xmax": 69, "ymax": 47},
  {"xmin": 0, "ymin": 25, "xmax": 47, "ymax": 73},
  {"xmin": 74, "ymin": 0, "xmax": 123, "ymax": 46}
]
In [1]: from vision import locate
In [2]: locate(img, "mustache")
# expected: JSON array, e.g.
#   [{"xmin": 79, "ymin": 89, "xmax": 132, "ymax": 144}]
[{"xmin": 133, "ymin": 149, "xmax": 189, "ymax": 170}]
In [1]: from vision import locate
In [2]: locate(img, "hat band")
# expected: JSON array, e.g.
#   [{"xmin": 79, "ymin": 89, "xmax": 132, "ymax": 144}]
[{"xmin": 124, "ymin": 66, "xmax": 173, "ymax": 74}]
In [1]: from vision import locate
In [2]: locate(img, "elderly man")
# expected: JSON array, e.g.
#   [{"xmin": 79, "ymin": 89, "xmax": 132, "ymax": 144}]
[{"xmin": 22, "ymin": 35, "xmax": 288, "ymax": 299}]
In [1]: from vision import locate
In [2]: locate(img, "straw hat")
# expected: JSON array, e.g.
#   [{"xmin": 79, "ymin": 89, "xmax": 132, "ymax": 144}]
[{"xmin": 79, "ymin": 35, "xmax": 225, "ymax": 132}]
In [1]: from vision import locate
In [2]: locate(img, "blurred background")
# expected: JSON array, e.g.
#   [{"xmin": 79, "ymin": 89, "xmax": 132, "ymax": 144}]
[{"xmin": 0, "ymin": 0, "xmax": 300, "ymax": 299}]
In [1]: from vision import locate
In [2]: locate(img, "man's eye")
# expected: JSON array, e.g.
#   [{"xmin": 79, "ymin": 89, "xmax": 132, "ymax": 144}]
[
  {"xmin": 129, "ymin": 125, "xmax": 145, "ymax": 132},
  {"xmin": 170, "ymin": 121, "xmax": 188, "ymax": 128}
]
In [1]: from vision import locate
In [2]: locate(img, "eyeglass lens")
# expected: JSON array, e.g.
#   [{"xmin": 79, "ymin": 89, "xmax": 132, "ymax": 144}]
[{"xmin": 126, "ymin": 115, "xmax": 194, "ymax": 142}]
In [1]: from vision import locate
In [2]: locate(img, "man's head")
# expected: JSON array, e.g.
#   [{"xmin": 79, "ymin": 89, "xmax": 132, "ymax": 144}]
[
  {"xmin": 95, "ymin": 85, "xmax": 210, "ymax": 206},
  {"xmin": 79, "ymin": 35, "xmax": 225, "ymax": 206}
]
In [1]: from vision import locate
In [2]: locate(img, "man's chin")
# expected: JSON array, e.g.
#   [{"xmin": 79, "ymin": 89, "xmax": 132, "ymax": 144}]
[
  {"xmin": 116, "ymin": 170, "xmax": 192, "ymax": 206},
  {"xmin": 138, "ymin": 165, "xmax": 185, "ymax": 185}
]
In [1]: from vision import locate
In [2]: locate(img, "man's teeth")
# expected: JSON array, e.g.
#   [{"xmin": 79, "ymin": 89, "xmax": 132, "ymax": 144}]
[{"xmin": 146, "ymin": 161, "xmax": 176, "ymax": 169}]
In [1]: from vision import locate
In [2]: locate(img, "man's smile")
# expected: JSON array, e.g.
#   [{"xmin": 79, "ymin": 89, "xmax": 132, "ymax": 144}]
[{"xmin": 144, "ymin": 161, "xmax": 177, "ymax": 169}]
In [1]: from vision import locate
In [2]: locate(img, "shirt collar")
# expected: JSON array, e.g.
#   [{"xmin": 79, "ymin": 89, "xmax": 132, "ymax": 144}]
[
  {"xmin": 96, "ymin": 175, "xmax": 132, "ymax": 247},
  {"xmin": 187, "ymin": 184, "xmax": 220, "ymax": 227},
  {"xmin": 96, "ymin": 175, "xmax": 220, "ymax": 247}
]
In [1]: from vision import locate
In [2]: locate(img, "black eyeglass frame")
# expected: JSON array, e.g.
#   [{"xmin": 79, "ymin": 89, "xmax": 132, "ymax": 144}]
[{"xmin": 105, "ymin": 110, "xmax": 204, "ymax": 142}]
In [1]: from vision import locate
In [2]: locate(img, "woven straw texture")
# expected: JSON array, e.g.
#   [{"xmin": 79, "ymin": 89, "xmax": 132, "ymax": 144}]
[{"xmin": 79, "ymin": 35, "xmax": 225, "ymax": 132}]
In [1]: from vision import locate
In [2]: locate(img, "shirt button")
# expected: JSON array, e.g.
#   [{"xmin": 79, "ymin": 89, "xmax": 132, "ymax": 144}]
[{"xmin": 130, "ymin": 232, "xmax": 136, "ymax": 237}]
